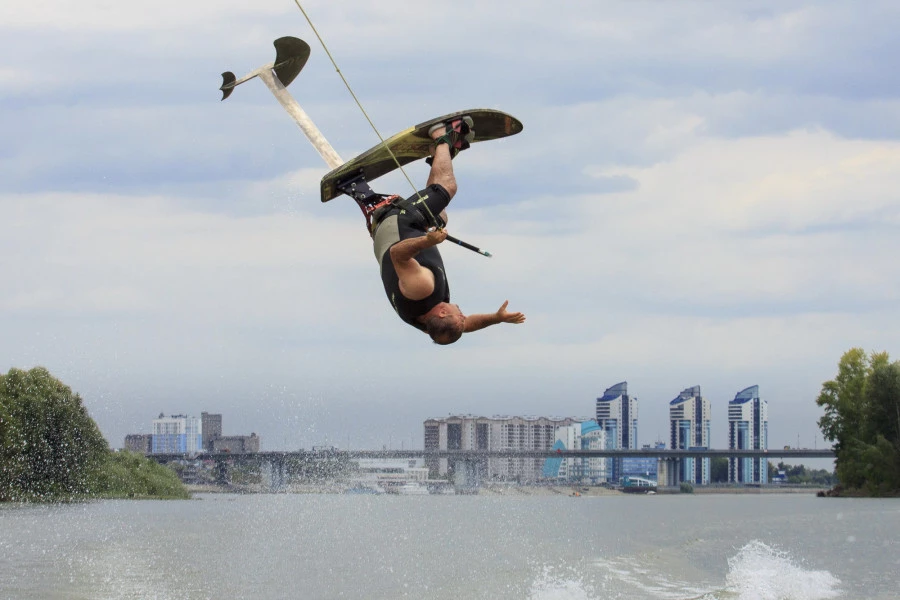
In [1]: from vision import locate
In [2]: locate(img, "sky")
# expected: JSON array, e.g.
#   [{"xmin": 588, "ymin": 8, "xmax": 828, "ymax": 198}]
[{"xmin": 1, "ymin": 1, "xmax": 898, "ymax": 458}]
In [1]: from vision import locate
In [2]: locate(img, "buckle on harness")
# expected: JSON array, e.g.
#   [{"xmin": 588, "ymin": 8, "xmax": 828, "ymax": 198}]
[
  {"xmin": 335, "ymin": 170, "xmax": 401, "ymax": 236},
  {"xmin": 364, "ymin": 195, "xmax": 400, "ymax": 235}
]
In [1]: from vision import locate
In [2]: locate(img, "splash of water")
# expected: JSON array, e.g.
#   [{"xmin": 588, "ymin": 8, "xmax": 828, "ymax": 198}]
[
  {"xmin": 528, "ymin": 566, "xmax": 593, "ymax": 600},
  {"xmin": 589, "ymin": 540, "xmax": 841, "ymax": 600},
  {"xmin": 723, "ymin": 541, "xmax": 841, "ymax": 600}
]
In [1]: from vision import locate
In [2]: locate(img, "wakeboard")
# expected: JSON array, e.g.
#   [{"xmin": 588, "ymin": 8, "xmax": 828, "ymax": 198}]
[{"xmin": 320, "ymin": 109, "xmax": 523, "ymax": 203}]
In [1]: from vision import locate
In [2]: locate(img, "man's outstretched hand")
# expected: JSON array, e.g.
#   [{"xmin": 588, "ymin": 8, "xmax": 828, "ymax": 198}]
[
  {"xmin": 463, "ymin": 301, "xmax": 527, "ymax": 333},
  {"xmin": 496, "ymin": 300, "xmax": 526, "ymax": 324}
]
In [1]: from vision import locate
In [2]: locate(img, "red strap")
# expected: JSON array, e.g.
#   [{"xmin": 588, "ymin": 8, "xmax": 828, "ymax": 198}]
[{"xmin": 360, "ymin": 195, "xmax": 401, "ymax": 237}]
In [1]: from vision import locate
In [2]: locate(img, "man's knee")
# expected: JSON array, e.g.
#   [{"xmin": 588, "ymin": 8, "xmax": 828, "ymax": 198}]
[
  {"xmin": 442, "ymin": 179, "xmax": 457, "ymax": 199},
  {"xmin": 432, "ymin": 175, "xmax": 457, "ymax": 202}
]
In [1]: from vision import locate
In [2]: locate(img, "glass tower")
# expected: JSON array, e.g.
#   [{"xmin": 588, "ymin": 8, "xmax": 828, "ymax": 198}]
[
  {"xmin": 668, "ymin": 386, "xmax": 710, "ymax": 485},
  {"xmin": 595, "ymin": 382, "xmax": 639, "ymax": 483},
  {"xmin": 728, "ymin": 385, "xmax": 769, "ymax": 484}
]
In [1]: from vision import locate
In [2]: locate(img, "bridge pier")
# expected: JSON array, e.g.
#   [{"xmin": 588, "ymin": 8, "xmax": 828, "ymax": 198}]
[
  {"xmin": 657, "ymin": 457, "xmax": 677, "ymax": 487},
  {"xmin": 262, "ymin": 455, "xmax": 287, "ymax": 492},
  {"xmin": 215, "ymin": 459, "xmax": 229, "ymax": 486},
  {"xmin": 452, "ymin": 458, "xmax": 485, "ymax": 493}
]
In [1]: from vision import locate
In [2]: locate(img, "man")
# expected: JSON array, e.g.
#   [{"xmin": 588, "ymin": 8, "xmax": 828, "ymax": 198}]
[{"xmin": 369, "ymin": 116, "xmax": 526, "ymax": 344}]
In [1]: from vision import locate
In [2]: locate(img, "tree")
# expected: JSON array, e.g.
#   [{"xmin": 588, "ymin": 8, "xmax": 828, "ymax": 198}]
[
  {"xmin": 769, "ymin": 461, "xmax": 835, "ymax": 486},
  {"xmin": 710, "ymin": 456, "xmax": 729, "ymax": 483},
  {"xmin": 865, "ymin": 361, "xmax": 900, "ymax": 448},
  {"xmin": 816, "ymin": 349, "xmax": 887, "ymax": 453},
  {"xmin": 816, "ymin": 349, "xmax": 900, "ymax": 495},
  {"xmin": 1, "ymin": 367, "xmax": 189, "ymax": 502},
  {"xmin": 0, "ymin": 367, "xmax": 109, "ymax": 501}
]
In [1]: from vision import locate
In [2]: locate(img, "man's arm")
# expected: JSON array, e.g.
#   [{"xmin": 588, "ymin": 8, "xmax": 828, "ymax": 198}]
[
  {"xmin": 389, "ymin": 230, "xmax": 446, "ymax": 301},
  {"xmin": 463, "ymin": 300, "xmax": 526, "ymax": 333}
]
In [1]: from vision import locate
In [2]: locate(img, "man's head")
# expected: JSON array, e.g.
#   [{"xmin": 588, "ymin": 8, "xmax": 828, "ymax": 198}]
[{"xmin": 424, "ymin": 303, "xmax": 465, "ymax": 345}]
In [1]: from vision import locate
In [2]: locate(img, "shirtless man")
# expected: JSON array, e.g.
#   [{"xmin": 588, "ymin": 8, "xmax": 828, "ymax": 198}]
[{"xmin": 369, "ymin": 117, "xmax": 526, "ymax": 344}]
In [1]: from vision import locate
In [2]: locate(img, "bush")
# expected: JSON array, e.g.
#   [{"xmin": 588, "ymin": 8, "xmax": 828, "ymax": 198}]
[
  {"xmin": 679, "ymin": 481, "xmax": 694, "ymax": 494},
  {"xmin": 92, "ymin": 450, "xmax": 190, "ymax": 499}
]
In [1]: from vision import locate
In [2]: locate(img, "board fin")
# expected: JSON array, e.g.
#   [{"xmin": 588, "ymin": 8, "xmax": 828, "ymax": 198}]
[
  {"xmin": 219, "ymin": 71, "xmax": 237, "ymax": 101},
  {"xmin": 272, "ymin": 37, "xmax": 311, "ymax": 87},
  {"xmin": 219, "ymin": 37, "xmax": 309, "ymax": 101}
]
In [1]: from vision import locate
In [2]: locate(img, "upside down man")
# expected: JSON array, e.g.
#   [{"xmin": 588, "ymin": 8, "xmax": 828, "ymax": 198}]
[{"xmin": 368, "ymin": 116, "xmax": 526, "ymax": 344}]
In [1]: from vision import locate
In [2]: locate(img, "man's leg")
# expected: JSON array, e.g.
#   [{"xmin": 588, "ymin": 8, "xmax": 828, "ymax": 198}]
[{"xmin": 427, "ymin": 125, "xmax": 458, "ymax": 200}]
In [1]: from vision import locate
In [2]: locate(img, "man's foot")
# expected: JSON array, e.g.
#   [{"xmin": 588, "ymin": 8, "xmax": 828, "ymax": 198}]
[{"xmin": 426, "ymin": 116, "xmax": 474, "ymax": 165}]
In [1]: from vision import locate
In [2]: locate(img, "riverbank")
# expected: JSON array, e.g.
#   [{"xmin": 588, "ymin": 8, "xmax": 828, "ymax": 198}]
[
  {"xmin": 665, "ymin": 485, "xmax": 827, "ymax": 495},
  {"xmin": 184, "ymin": 483, "xmax": 826, "ymax": 496}
]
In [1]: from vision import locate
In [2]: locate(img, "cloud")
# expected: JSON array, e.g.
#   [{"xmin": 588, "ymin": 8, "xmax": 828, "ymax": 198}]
[
  {"xmin": 459, "ymin": 130, "xmax": 900, "ymax": 321},
  {"xmin": 2, "ymin": 1, "xmax": 899, "ymax": 453},
  {"xmin": 0, "ymin": 0, "xmax": 288, "ymax": 33},
  {"xmin": 6, "ymin": 125, "xmax": 896, "ymax": 448}
]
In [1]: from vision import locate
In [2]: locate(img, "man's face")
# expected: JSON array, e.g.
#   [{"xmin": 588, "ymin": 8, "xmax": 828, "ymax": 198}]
[
  {"xmin": 445, "ymin": 304, "xmax": 466, "ymax": 329},
  {"xmin": 430, "ymin": 303, "xmax": 466, "ymax": 344}
]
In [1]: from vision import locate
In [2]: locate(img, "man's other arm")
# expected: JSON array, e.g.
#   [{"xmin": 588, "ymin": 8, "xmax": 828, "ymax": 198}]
[{"xmin": 464, "ymin": 301, "xmax": 526, "ymax": 333}]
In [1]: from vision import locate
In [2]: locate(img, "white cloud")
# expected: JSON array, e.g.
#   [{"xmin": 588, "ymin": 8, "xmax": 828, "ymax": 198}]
[
  {"xmin": 0, "ymin": 0, "xmax": 287, "ymax": 32},
  {"xmin": 452, "ymin": 129, "xmax": 900, "ymax": 309},
  {"xmin": 7, "ymin": 126, "xmax": 895, "ymax": 366},
  {"xmin": 2, "ymin": 0, "xmax": 899, "ymax": 452}
]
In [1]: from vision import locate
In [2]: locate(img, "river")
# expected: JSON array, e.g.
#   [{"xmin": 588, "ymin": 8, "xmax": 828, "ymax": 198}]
[{"xmin": 0, "ymin": 492, "xmax": 897, "ymax": 599}]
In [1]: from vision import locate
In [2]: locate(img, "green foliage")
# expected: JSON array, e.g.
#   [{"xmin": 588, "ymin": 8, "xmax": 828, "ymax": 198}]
[
  {"xmin": 816, "ymin": 349, "xmax": 900, "ymax": 496},
  {"xmin": 679, "ymin": 481, "xmax": 694, "ymax": 493},
  {"xmin": 0, "ymin": 367, "xmax": 189, "ymax": 502},
  {"xmin": 0, "ymin": 367, "xmax": 109, "ymax": 501},
  {"xmin": 92, "ymin": 450, "xmax": 190, "ymax": 499},
  {"xmin": 768, "ymin": 461, "xmax": 835, "ymax": 485},
  {"xmin": 710, "ymin": 456, "xmax": 729, "ymax": 483}
]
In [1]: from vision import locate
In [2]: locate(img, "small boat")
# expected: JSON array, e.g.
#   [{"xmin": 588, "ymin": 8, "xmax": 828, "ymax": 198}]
[
  {"xmin": 396, "ymin": 482, "xmax": 430, "ymax": 495},
  {"xmin": 621, "ymin": 476, "xmax": 658, "ymax": 493},
  {"xmin": 344, "ymin": 485, "xmax": 385, "ymax": 495}
]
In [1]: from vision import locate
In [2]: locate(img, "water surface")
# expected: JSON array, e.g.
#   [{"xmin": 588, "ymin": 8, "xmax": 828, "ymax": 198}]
[{"xmin": 1, "ymin": 493, "xmax": 897, "ymax": 599}]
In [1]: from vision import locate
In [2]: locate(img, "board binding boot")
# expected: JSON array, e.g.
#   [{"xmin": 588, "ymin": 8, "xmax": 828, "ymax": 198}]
[{"xmin": 426, "ymin": 116, "xmax": 475, "ymax": 165}]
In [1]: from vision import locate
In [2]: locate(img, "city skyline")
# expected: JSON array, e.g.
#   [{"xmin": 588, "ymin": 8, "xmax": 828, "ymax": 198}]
[
  {"xmin": 126, "ymin": 378, "xmax": 807, "ymax": 454},
  {"xmin": 126, "ymin": 411, "xmax": 261, "ymax": 454}
]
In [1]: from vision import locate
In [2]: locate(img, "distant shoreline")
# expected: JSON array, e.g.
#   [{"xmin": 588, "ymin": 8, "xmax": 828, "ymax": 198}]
[{"xmin": 184, "ymin": 483, "xmax": 828, "ymax": 496}]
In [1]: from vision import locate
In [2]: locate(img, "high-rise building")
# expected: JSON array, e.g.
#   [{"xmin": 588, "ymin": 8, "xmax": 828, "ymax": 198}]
[
  {"xmin": 151, "ymin": 414, "xmax": 202, "ymax": 454},
  {"xmin": 595, "ymin": 382, "xmax": 639, "ymax": 482},
  {"xmin": 667, "ymin": 385, "xmax": 710, "ymax": 485},
  {"xmin": 423, "ymin": 415, "xmax": 580, "ymax": 482},
  {"xmin": 622, "ymin": 442, "xmax": 666, "ymax": 481},
  {"xmin": 124, "ymin": 434, "xmax": 152, "ymax": 454},
  {"xmin": 728, "ymin": 385, "xmax": 768, "ymax": 484},
  {"xmin": 542, "ymin": 420, "xmax": 608, "ymax": 483},
  {"xmin": 201, "ymin": 412, "xmax": 222, "ymax": 451},
  {"xmin": 211, "ymin": 433, "xmax": 260, "ymax": 454}
]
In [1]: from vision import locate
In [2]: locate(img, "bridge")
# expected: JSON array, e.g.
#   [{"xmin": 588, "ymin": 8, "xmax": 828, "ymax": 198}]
[
  {"xmin": 151, "ymin": 448, "xmax": 834, "ymax": 461},
  {"xmin": 148, "ymin": 448, "xmax": 833, "ymax": 491}
]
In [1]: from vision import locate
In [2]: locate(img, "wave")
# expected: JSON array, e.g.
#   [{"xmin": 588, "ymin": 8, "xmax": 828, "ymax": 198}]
[
  {"xmin": 529, "ymin": 541, "xmax": 841, "ymax": 600},
  {"xmin": 528, "ymin": 566, "xmax": 594, "ymax": 600},
  {"xmin": 717, "ymin": 540, "xmax": 841, "ymax": 600}
]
